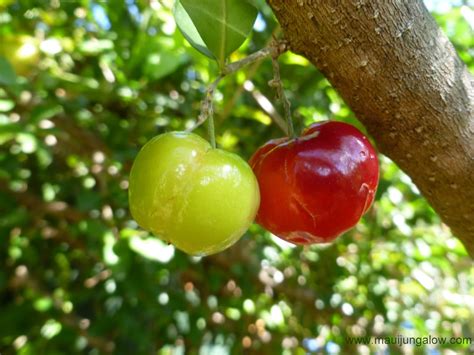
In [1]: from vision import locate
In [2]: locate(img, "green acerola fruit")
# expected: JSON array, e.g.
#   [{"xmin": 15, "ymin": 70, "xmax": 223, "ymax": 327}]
[{"xmin": 129, "ymin": 132, "xmax": 260, "ymax": 256}]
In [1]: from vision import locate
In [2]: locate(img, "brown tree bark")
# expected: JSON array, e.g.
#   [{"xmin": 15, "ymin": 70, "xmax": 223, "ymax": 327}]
[{"xmin": 266, "ymin": 0, "xmax": 474, "ymax": 257}]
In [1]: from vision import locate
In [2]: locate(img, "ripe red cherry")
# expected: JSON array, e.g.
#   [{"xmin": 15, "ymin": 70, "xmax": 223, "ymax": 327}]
[{"xmin": 249, "ymin": 121, "xmax": 379, "ymax": 245}]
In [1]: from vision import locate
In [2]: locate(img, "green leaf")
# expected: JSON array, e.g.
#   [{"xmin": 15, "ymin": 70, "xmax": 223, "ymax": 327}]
[
  {"xmin": 145, "ymin": 50, "xmax": 186, "ymax": 80},
  {"xmin": 129, "ymin": 235, "xmax": 175, "ymax": 263},
  {"xmin": 0, "ymin": 99, "xmax": 14, "ymax": 112},
  {"xmin": 79, "ymin": 39, "xmax": 114, "ymax": 55},
  {"xmin": 31, "ymin": 104, "xmax": 64, "ymax": 123},
  {"xmin": 176, "ymin": 0, "xmax": 258, "ymax": 67},
  {"xmin": 0, "ymin": 56, "xmax": 17, "ymax": 86},
  {"xmin": 128, "ymin": 29, "xmax": 188, "ymax": 80},
  {"xmin": 34, "ymin": 297, "xmax": 53, "ymax": 312},
  {"xmin": 144, "ymin": 37, "xmax": 188, "ymax": 81},
  {"xmin": 0, "ymin": 123, "xmax": 23, "ymax": 145},
  {"xmin": 173, "ymin": 0, "xmax": 214, "ymax": 59},
  {"xmin": 17, "ymin": 133, "xmax": 38, "ymax": 153}
]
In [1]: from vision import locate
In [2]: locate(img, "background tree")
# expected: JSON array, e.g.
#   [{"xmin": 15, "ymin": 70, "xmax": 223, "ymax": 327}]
[{"xmin": 0, "ymin": 0, "xmax": 473, "ymax": 354}]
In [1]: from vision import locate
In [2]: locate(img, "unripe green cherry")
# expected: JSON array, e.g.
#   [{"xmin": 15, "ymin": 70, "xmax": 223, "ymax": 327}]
[{"xmin": 129, "ymin": 132, "xmax": 260, "ymax": 256}]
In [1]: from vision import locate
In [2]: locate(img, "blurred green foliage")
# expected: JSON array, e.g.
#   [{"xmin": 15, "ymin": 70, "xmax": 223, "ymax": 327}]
[{"xmin": 0, "ymin": 0, "xmax": 473, "ymax": 354}]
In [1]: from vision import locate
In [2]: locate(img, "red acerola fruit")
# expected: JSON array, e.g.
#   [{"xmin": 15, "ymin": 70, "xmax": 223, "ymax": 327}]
[{"xmin": 249, "ymin": 121, "xmax": 379, "ymax": 245}]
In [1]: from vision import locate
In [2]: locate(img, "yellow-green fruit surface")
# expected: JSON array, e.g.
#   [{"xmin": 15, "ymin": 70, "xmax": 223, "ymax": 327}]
[{"xmin": 129, "ymin": 132, "xmax": 260, "ymax": 256}]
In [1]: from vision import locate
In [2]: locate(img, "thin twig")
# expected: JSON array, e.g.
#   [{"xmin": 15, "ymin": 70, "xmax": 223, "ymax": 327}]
[
  {"xmin": 243, "ymin": 80, "xmax": 288, "ymax": 133},
  {"xmin": 223, "ymin": 46, "xmax": 272, "ymax": 74},
  {"xmin": 219, "ymin": 57, "xmax": 262, "ymax": 122},
  {"xmin": 188, "ymin": 40, "xmax": 288, "ymax": 136},
  {"xmin": 220, "ymin": 29, "xmax": 282, "ymax": 123},
  {"xmin": 269, "ymin": 49, "xmax": 295, "ymax": 138}
]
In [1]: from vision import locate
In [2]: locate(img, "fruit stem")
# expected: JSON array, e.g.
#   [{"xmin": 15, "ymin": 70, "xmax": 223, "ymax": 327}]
[
  {"xmin": 270, "ymin": 53, "xmax": 295, "ymax": 138},
  {"xmin": 207, "ymin": 108, "xmax": 217, "ymax": 149},
  {"xmin": 188, "ymin": 40, "xmax": 288, "ymax": 136},
  {"xmin": 198, "ymin": 74, "xmax": 223, "ymax": 148}
]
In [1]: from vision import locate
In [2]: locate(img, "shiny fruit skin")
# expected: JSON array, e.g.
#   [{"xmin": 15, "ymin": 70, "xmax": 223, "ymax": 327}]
[
  {"xmin": 129, "ymin": 132, "xmax": 260, "ymax": 256},
  {"xmin": 249, "ymin": 121, "xmax": 379, "ymax": 245}
]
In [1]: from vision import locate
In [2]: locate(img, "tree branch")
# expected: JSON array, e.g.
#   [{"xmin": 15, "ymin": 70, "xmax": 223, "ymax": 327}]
[{"xmin": 267, "ymin": 0, "xmax": 474, "ymax": 257}]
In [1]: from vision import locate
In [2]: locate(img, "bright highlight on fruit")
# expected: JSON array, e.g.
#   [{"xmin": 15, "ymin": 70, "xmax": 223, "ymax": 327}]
[
  {"xmin": 129, "ymin": 132, "xmax": 260, "ymax": 256},
  {"xmin": 249, "ymin": 121, "xmax": 379, "ymax": 245}
]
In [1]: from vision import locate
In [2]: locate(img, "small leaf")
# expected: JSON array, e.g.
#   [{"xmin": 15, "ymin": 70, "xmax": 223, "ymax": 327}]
[
  {"xmin": 173, "ymin": 1, "xmax": 214, "ymax": 59},
  {"xmin": 31, "ymin": 104, "xmax": 63, "ymax": 123},
  {"xmin": 79, "ymin": 39, "xmax": 113, "ymax": 55},
  {"xmin": 0, "ymin": 123, "xmax": 22, "ymax": 145},
  {"xmin": 129, "ymin": 235, "xmax": 175, "ymax": 263},
  {"xmin": 177, "ymin": 0, "xmax": 258, "ymax": 67},
  {"xmin": 143, "ymin": 38, "xmax": 188, "ymax": 81},
  {"xmin": 0, "ymin": 99, "xmax": 14, "ymax": 112},
  {"xmin": 0, "ymin": 57, "xmax": 17, "ymax": 86},
  {"xmin": 145, "ymin": 51, "xmax": 186, "ymax": 80},
  {"xmin": 17, "ymin": 133, "xmax": 38, "ymax": 154}
]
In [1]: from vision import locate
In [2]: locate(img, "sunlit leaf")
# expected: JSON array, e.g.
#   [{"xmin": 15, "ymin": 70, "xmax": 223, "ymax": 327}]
[
  {"xmin": 143, "ymin": 37, "xmax": 188, "ymax": 80},
  {"xmin": 0, "ymin": 99, "xmax": 14, "ymax": 112},
  {"xmin": 174, "ymin": 1, "xmax": 214, "ymax": 59},
  {"xmin": 176, "ymin": 0, "xmax": 257, "ymax": 66},
  {"xmin": 0, "ymin": 57, "xmax": 16, "ymax": 86},
  {"xmin": 79, "ymin": 39, "xmax": 114, "ymax": 55},
  {"xmin": 129, "ymin": 235, "xmax": 175, "ymax": 263},
  {"xmin": 31, "ymin": 104, "xmax": 63, "ymax": 123}
]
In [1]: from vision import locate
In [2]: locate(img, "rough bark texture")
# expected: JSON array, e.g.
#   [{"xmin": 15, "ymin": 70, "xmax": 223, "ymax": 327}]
[{"xmin": 267, "ymin": 0, "xmax": 474, "ymax": 256}]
